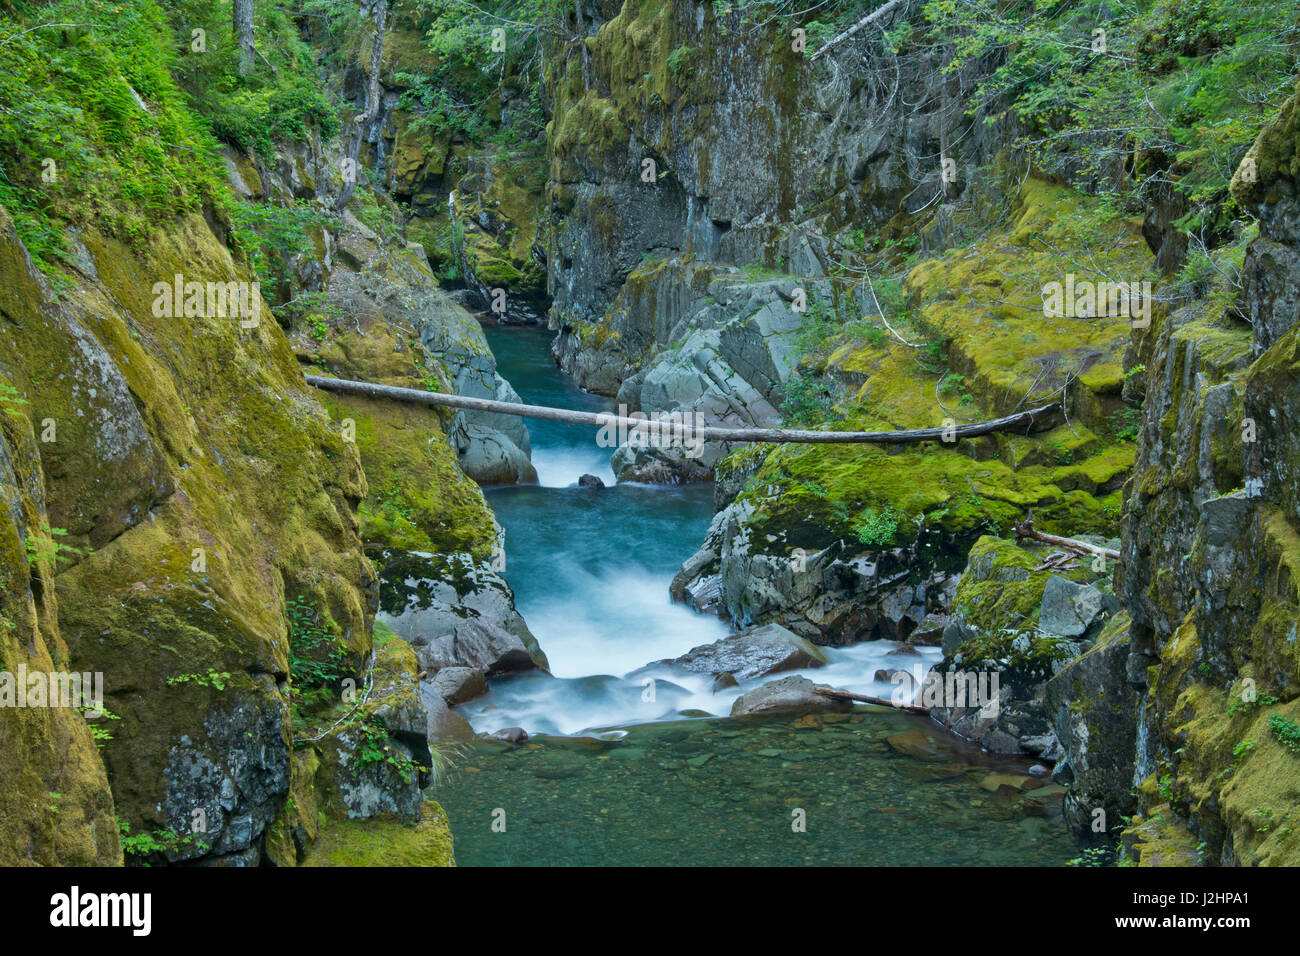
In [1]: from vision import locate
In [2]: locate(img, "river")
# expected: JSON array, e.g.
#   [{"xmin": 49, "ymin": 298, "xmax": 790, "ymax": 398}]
[{"xmin": 431, "ymin": 322, "xmax": 1079, "ymax": 866}]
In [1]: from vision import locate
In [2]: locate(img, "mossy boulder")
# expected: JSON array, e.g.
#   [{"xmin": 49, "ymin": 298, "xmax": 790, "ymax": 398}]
[
  {"xmin": 930, "ymin": 536, "xmax": 1119, "ymax": 756},
  {"xmin": 302, "ymin": 800, "xmax": 454, "ymax": 867}
]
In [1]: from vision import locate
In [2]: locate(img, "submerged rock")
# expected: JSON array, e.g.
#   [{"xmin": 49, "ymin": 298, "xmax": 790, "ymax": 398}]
[
  {"xmin": 578, "ymin": 473, "xmax": 606, "ymax": 488},
  {"xmin": 419, "ymin": 684, "xmax": 476, "ymax": 743}
]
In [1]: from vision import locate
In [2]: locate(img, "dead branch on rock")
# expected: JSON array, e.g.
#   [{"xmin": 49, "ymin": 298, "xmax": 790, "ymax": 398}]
[
  {"xmin": 813, "ymin": 684, "xmax": 928, "ymax": 714},
  {"xmin": 1013, "ymin": 519, "xmax": 1120, "ymax": 561}
]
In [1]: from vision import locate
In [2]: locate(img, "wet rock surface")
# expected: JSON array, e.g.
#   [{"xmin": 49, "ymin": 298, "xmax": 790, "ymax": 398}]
[{"xmin": 636, "ymin": 623, "xmax": 828, "ymax": 683}]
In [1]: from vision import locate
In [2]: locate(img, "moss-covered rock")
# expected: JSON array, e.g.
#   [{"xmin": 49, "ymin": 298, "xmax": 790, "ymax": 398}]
[
  {"xmin": 302, "ymin": 799, "xmax": 454, "ymax": 866},
  {"xmin": 928, "ymin": 536, "xmax": 1119, "ymax": 756},
  {"xmin": 0, "ymin": 402, "xmax": 121, "ymax": 866}
]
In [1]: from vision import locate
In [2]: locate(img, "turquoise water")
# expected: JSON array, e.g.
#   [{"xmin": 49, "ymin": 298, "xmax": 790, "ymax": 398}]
[
  {"xmin": 431, "ymin": 322, "xmax": 1078, "ymax": 866},
  {"xmin": 437, "ymin": 713, "xmax": 1074, "ymax": 867}
]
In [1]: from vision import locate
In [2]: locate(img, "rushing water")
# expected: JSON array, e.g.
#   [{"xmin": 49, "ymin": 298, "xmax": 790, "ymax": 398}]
[{"xmin": 431, "ymin": 321, "xmax": 1078, "ymax": 866}]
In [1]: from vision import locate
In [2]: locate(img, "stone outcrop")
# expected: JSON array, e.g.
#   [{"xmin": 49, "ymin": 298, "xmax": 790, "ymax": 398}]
[
  {"xmin": 0, "ymin": 393, "xmax": 121, "ymax": 866},
  {"xmin": 1077, "ymin": 79, "xmax": 1300, "ymax": 864},
  {"xmin": 377, "ymin": 552, "xmax": 549, "ymax": 679},
  {"xmin": 929, "ymin": 537, "xmax": 1120, "ymax": 758},
  {"xmin": 543, "ymin": 0, "xmax": 1017, "ymax": 482}
]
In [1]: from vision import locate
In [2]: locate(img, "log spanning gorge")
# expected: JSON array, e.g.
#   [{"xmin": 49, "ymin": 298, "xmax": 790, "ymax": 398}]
[{"xmin": 405, "ymin": 324, "xmax": 1079, "ymax": 867}]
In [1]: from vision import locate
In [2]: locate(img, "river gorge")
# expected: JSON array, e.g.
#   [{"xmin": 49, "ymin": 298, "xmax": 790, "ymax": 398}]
[
  {"xmin": 2, "ymin": 0, "xmax": 1299, "ymax": 879},
  {"xmin": 429, "ymin": 321, "xmax": 1076, "ymax": 867}
]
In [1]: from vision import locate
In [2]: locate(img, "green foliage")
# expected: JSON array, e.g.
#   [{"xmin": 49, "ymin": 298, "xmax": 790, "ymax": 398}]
[
  {"xmin": 851, "ymin": 505, "xmax": 901, "ymax": 547},
  {"xmin": 939, "ymin": 372, "xmax": 974, "ymax": 407},
  {"xmin": 667, "ymin": 44, "xmax": 694, "ymax": 80},
  {"xmin": 1108, "ymin": 406, "xmax": 1143, "ymax": 443},
  {"xmin": 117, "ymin": 817, "xmax": 210, "ymax": 864},
  {"xmin": 287, "ymin": 595, "xmax": 345, "ymax": 690},
  {"xmin": 398, "ymin": 0, "xmax": 563, "ymax": 142},
  {"xmin": 352, "ymin": 187, "xmax": 402, "ymax": 245},
  {"xmin": 924, "ymin": 0, "xmax": 1300, "ymax": 247},
  {"xmin": 170, "ymin": 0, "xmax": 340, "ymax": 161},
  {"xmin": 1269, "ymin": 713, "xmax": 1300, "ymax": 755},
  {"xmin": 0, "ymin": 0, "xmax": 227, "ymax": 277},
  {"xmin": 24, "ymin": 525, "xmax": 87, "ymax": 567},
  {"xmin": 81, "ymin": 706, "xmax": 120, "ymax": 750},
  {"xmin": 0, "ymin": 382, "xmax": 27, "ymax": 414},
  {"xmin": 228, "ymin": 199, "xmax": 337, "ymax": 300},
  {"xmin": 777, "ymin": 371, "xmax": 834, "ymax": 426},
  {"xmin": 1067, "ymin": 846, "xmax": 1115, "ymax": 867},
  {"xmin": 353, "ymin": 716, "xmax": 425, "ymax": 784}
]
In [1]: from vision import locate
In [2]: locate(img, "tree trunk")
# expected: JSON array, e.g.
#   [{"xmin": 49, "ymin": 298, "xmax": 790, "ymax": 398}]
[
  {"xmin": 810, "ymin": 0, "xmax": 904, "ymax": 61},
  {"xmin": 304, "ymin": 373, "xmax": 1061, "ymax": 446},
  {"xmin": 233, "ymin": 0, "xmax": 255, "ymax": 76}
]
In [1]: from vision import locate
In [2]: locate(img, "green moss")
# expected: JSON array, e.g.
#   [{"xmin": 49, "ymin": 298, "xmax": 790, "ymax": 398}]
[
  {"xmin": 311, "ymin": 325, "xmax": 497, "ymax": 561},
  {"xmin": 946, "ymin": 535, "xmax": 1111, "ymax": 667},
  {"xmin": 906, "ymin": 175, "xmax": 1154, "ymax": 431},
  {"xmin": 1232, "ymin": 76, "xmax": 1300, "ymax": 208},
  {"xmin": 1122, "ymin": 804, "xmax": 1204, "ymax": 866},
  {"xmin": 302, "ymin": 800, "xmax": 455, "ymax": 866}
]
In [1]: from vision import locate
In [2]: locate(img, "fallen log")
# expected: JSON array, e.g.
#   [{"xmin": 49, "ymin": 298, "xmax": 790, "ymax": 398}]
[
  {"xmin": 304, "ymin": 373, "xmax": 1060, "ymax": 446},
  {"xmin": 813, "ymin": 684, "xmax": 928, "ymax": 714},
  {"xmin": 1013, "ymin": 519, "xmax": 1120, "ymax": 561}
]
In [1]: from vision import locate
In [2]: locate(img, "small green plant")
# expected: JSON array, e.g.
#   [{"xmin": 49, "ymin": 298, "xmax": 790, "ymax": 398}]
[
  {"xmin": 117, "ymin": 818, "xmax": 210, "ymax": 864},
  {"xmin": 1228, "ymin": 692, "xmax": 1280, "ymax": 716},
  {"xmin": 81, "ymin": 706, "xmax": 121, "ymax": 751},
  {"xmin": 1269, "ymin": 713, "xmax": 1300, "ymax": 755},
  {"xmin": 667, "ymin": 44, "xmax": 694, "ymax": 81},
  {"xmin": 1250, "ymin": 806, "xmax": 1276, "ymax": 832},
  {"xmin": 1109, "ymin": 406, "xmax": 1142, "ymax": 443},
  {"xmin": 353, "ymin": 717, "xmax": 425, "ymax": 784},
  {"xmin": 851, "ymin": 506, "xmax": 901, "ymax": 548},
  {"xmin": 776, "ymin": 372, "xmax": 835, "ymax": 427},
  {"xmin": 939, "ymin": 372, "xmax": 974, "ymax": 407},
  {"xmin": 287, "ymin": 596, "xmax": 346, "ymax": 690},
  {"xmin": 24, "ymin": 526, "xmax": 88, "ymax": 567},
  {"xmin": 0, "ymin": 382, "xmax": 28, "ymax": 413},
  {"xmin": 1157, "ymin": 772, "xmax": 1175, "ymax": 801},
  {"xmin": 1067, "ymin": 846, "xmax": 1113, "ymax": 867},
  {"xmin": 308, "ymin": 315, "xmax": 329, "ymax": 342}
]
